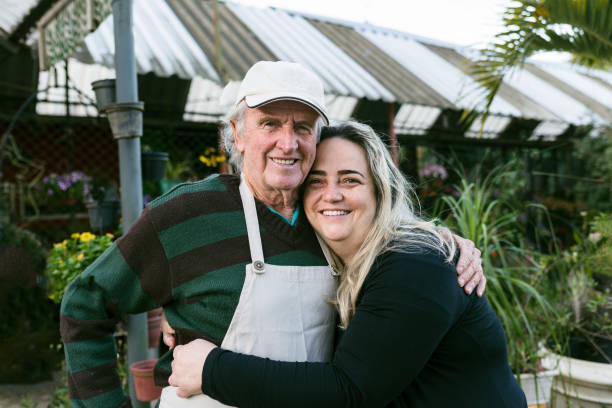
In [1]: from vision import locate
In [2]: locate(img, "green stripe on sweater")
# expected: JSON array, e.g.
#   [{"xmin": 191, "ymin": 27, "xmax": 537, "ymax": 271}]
[
  {"xmin": 69, "ymin": 388, "xmax": 128, "ymax": 408},
  {"xmin": 64, "ymin": 335, "xmax": 117, "ymax": 373},
  {"xmin": 159, "ymin": 211, "xmax": 247, "ymax": 260},
  {"xmin": 148, "ymin": 174, "xmax": 226, "ymax": 209}
]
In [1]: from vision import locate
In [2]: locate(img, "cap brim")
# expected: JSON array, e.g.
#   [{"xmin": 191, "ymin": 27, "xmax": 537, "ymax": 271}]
[{"xmin": 245, "ymin": 93, "xmax": 329, "ymax": 126}]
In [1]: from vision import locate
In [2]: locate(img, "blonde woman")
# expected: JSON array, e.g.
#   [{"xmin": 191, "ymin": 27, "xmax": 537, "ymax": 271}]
[{"xmin": 169, "ymin": 121, "xmax": 526, "ymax": 407}]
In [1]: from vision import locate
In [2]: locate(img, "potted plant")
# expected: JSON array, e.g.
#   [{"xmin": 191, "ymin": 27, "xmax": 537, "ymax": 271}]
[
  {"xmin": 0, "ymin": 220, "xmax": 62, "ymax": 383},
  {"xmin": 439, "ymin": 165, "xmax": 559, "ymax": 406},
  {"xmin": 538, "ymin": 212, "xmax": 612, "ymax": 407},
  {"xmin": 141, "ymin": 145, "xmax": 169, "ymax": 182},
  {"xmin": 84, "ymin": 175, "xmax": 120, "ymax": 233},
  {"xmin": 45, "ymin": 231, "xmax": 115, "ymax": 304},
  {"xmin": 159, "ymin": 159, "xmax": 192, "ymax": 194},
  {"xmin": 37, "ymin": 171, "xmax": 92, "ymax": 214}
]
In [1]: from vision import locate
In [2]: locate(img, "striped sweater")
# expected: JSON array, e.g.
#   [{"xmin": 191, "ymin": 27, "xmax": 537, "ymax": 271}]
[{"xmin": 60, "ymin": 174, "xmax": 327, "ymax": 407}]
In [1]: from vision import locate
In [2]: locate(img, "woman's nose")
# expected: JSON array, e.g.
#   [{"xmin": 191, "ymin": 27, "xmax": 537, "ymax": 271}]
[{"xmin": 323, "ymin": 184, "xmax": 342, "ymax": 202}]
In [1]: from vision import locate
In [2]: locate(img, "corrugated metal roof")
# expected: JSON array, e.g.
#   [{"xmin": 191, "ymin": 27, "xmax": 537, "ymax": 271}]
[
  {"xmin": 82, "ymin": 0, "xmax": 219, "ymax": 80},
  {"xmin": 307, "ymin": 19, "xmax": 451, "ymax": 108},
  {"xmin": 425, "ymin": 44, "xmax": 560, "ymax": 121},
  {"xmin": 226, "ymin": 2, "xmax": 394, "ymax": 102},
  {"xmin": 1, "ymin": 0, "xmax": 39, "ymax": 34},
  {"xmin": 500, "ymin": 66, "xmax": 605, "ymax": 125},
  {"xmin": 532, "ymin": 63, "xmax": 612, "ymax": 110},
  {"xmin": 524, "ymin": 64, "xmax": 612, "ymax": 122},
  {"xmin": 394, "ymin": 104, "xmax": 441, "ymax": 135},
  {"xmin": 356, "ymin": 26, "xmax": 521, "ymax": 116},
  {"xmin": 166, "ymin": 0, "xmax": 275, "ymax": 81}
]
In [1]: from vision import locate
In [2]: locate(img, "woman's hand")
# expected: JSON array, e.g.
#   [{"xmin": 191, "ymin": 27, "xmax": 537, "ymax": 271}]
[
  {"xmin": 161, "ymin": 312, "xmax": 176, "ymax": 348},
  {"xmin": 168, "ymin": 339, "xmax": 218, "ymax": 398},
  {"xmin": 453, "ymin": 234, "xmax": 486, "ymax": 297}
]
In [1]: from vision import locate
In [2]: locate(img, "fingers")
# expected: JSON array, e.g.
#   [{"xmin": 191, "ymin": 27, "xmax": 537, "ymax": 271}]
[
  {"xmin": 476, "ymin": 275, "xmax": 486, "ymax": 297},
  {"xmin": 454, "ymin": 235, "xmax": 475, "ymax": 273},
  {"xmin": 464, "ymin": 257, "xmax": 483, "ymax": 295},
  {"xmin": 161, "ymin": 312, "xmax": 176, "ymax": 348}
]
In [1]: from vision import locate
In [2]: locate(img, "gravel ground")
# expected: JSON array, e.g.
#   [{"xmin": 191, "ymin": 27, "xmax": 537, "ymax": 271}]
[{"xmin": 0, "ymin": 372, "xmax": 62, "ymax": 408}]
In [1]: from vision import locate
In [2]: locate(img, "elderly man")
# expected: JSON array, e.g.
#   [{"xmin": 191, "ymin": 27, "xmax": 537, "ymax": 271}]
[{"xmin": 60, "ymin": 61, "xmax": 484, "ymax": 408}]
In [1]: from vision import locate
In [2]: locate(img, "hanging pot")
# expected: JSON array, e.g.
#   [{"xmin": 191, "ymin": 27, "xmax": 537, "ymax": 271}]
[
  {"xmin": 85, "ymin": 200, "xmax": 120, "ymax": 232},
  {"xmin": 141, "ymin": 152, "xmax": 169, "ymax": 182},
  {"xmin": 130, "ymin": 359, "xmax": 162, "ymax": 401}
]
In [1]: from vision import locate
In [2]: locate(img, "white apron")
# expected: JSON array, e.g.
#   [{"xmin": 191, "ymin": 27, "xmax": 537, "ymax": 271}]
[{"xmin": 160, "ymin": 176, "xmax": 338, "ymax": 407}]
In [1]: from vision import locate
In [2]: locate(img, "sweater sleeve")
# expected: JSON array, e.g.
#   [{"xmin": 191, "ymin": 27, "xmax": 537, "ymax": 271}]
[
  {"xmin": 60, "ymin": 208, "xmax": 169, "ymax": 407},
  {"xmin": 202, "ymin": 252, "xmax": 465, "ymax": 408}
]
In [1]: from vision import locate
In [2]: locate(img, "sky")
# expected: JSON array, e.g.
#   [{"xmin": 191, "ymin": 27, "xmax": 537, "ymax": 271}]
[{"xmin": 233, "ymin": 0, "xmax": 511, "ymax": 48}]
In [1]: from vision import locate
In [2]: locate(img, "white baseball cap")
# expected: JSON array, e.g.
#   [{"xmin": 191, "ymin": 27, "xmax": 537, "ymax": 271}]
[{"xmin": 234, "ymin": 61, "xmax": 329, "ymax": 125}]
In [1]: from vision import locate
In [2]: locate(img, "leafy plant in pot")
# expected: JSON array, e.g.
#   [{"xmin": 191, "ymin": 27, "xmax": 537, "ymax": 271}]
[
  {"xmin": 538, "ymin": 212, "xmax": 612, "ymax": 406},
  {"xmin": 84, "ymin": 175, "xmax": 120, "ymax": 233},
  {"xmin": 438, "ymin": 165, "xmax": 559, "ymax": 405}
]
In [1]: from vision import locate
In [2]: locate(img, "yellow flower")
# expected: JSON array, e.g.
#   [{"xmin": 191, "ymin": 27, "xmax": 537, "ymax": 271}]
[
  {"xmin": 77, "ymin": 253, "xmax": 84, "ymax": 261},
  {"xmin": 71, "ymin": 233, "xmax": 80, "ymax": 239},
  {"xmin": 105, "ymin": 233, "xmax": 114, "ymax": 238},
  {"xmin": 79, "ymin": 232, "xmax": 96, "ymax": 242}
]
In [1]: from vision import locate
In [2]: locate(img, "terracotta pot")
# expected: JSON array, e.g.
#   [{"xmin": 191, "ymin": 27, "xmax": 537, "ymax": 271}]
[{"xmin": 130, "ymin": 359, "xmax": 162, "ymax": 401}]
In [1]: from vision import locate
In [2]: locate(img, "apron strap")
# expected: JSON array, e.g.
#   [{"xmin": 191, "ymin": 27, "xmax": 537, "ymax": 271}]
[
  {"xmin": 315, "ymin": 233, "xmax": 341, "ymax": 277},
  {"xmin": 239, "ymin": 174, "xmax": 266, "ymax": 274}
]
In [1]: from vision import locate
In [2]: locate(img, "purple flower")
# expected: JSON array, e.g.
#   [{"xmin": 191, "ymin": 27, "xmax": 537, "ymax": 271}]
[
  {"xmin": 47, "ymin": 188, "xmax": 54, "ymax": 195},
  {"xmin": 58, "ymin": 180, "xmax": 70, "ymax": 191},
  {"xmin": 419, "ymin": 164, "xmax": 448, "ymax": 180}
]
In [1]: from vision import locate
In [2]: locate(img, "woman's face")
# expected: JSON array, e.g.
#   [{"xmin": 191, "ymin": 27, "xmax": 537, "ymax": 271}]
[{"xmin": 304, "ymin": 137, "xmax": 377, "ymax": 261}]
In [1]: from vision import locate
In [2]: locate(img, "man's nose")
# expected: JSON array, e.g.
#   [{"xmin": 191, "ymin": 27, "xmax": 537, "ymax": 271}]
[{"xmin": 276, "ymin": 126, "xmax": 298, "ymax": 152}]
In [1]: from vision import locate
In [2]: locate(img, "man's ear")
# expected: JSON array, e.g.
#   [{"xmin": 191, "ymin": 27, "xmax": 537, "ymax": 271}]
[{"xmin": 231, "ymin": 120, "xmax": 245, "ymax": 153}]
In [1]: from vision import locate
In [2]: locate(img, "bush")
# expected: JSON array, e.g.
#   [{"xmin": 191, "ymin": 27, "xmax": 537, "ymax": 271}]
[{"xmin": 45, "ymin": 232, "xmax": 115, "ymax": 304}]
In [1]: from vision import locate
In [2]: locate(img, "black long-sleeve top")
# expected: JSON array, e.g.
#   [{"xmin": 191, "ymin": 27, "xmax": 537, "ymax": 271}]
[{"xmin": 201, "ymin": 250, "xmax": 527, "ymax": 407}]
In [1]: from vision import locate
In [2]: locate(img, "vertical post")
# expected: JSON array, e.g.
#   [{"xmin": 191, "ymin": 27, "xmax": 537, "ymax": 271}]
[
  {"xmin": 112, "ymin": 1, "xmax": 148, "ymax": 407},
  {"xmin": 388, "ymin": 103, "xmax": 398, "ymax": 166}
]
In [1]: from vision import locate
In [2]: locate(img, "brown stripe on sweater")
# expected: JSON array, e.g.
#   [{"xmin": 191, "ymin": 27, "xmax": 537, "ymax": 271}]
[
  {"xmin": 60, "ymin": 314, "xmax": 117, "ymax": 343},
  {"xmin": 170, "ymin": 235, "xmax": 252, "ymax": 288},
  {"xmin": 116, "ymin": 208, "xmax": 172, "ymax": 305},
  {"xmin": 149, "ymin": 189, "xmax": 244, "ymax": 232},
  {"xmin": 154, "ymin": 365, "xmax": 171, "ymax": 387},
  {"xmin": 175, "ymin": 327, "xmax": 222, "ymax": 347},
  {"xmin": 67, "ymin": 361, "xmax": 121, "ymax": 401}
]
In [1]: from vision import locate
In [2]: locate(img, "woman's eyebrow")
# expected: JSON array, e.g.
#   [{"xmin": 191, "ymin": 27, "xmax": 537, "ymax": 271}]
[{"xmin": 338, "ymin": 169, "xmax": 365, "ymax": 177}]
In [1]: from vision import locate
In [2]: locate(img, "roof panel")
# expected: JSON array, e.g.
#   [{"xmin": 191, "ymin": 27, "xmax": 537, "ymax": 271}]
[
  {"xmin": 358, "ymin": 27, "xmax": 520, "ymax": 116},
  {"xmin": 533, "ymin": 63, "xmax": 612, "ymax": 110},
  {"xmin": 166, "ymin": 0, "xmax": 276, "ymax": 81},
  {"xmin": 431, "ymin": 45, "xmax": 559, "ymax": 121},
  {"xmin": 308, "ymin": 19, "xmax": 451, "ymax": 108},
  {"xmin": 82, "ymin": 0, "xmax": 219, "ymax": 81},
  {"xmin": 226, "ymin": 2, "xmax": 394, "ymax": 101},
  {"xmin": 1, "ymin": 0, "xmax": 39, "ymax": 34}
]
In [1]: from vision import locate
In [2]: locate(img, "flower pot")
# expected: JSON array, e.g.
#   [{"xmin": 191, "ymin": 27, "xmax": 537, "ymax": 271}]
[
  {"xmin": 141, "ymin": 152, "xmax": 169, "ymax": 182},
  {"xmin": 519, "ymin": 369, "xmax": 556, "ymax": 408},
  {"xmin": 130, "ymin": 359, "xmax": 162, "ymax": 401},
  {"xmin": 91, "ymin": 79, "xmax": 116, "ymax": 112},
  {"xmin": 542, "ymin": 350, "xmax": 612, "ymax": 407},
  {"xmin": 86, "ymin": 200, "xmax": 119, "ymax": 232}
]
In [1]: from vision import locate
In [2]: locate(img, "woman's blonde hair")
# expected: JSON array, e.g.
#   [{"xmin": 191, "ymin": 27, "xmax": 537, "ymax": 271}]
[{"xmin": 317, "ymin": 121, "xmax": 457, "ymax": 329}]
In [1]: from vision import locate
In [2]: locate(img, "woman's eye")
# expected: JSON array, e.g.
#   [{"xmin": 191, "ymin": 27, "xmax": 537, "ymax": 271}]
[
  {"xmin": 307, "ymin": 178, "xmax": 322, "ymax": 185},
  {"xmin": 343, "ymin": 178, "xmax": 359, "ymax": 184}
]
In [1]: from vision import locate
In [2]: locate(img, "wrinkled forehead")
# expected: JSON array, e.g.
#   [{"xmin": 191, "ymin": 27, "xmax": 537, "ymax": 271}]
[{"xmin": 247, "ymin": 100, "xmax": 321, "ymax": 122}]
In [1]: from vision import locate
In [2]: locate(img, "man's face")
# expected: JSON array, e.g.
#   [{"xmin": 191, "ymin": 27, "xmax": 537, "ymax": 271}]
[{"xmin": 233, "ymin": 100, "xmax": 319, "ymax": 199}]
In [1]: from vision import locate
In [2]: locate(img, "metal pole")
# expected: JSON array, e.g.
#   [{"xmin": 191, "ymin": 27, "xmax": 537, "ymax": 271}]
[{"xmin": 112, "ymin": 1, "xmax": 147, "ymax": 407}]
